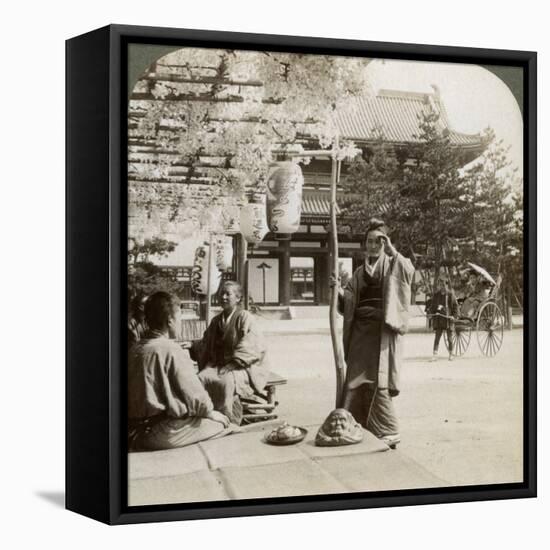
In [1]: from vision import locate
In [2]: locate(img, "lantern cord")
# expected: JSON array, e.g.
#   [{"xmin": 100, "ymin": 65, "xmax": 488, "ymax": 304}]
[{"xmin": 329, "ymin": 136, "xmax": 346, "ymax": 408}]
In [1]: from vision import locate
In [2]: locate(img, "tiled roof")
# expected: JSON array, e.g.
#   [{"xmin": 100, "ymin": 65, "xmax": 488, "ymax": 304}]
[
  {"xmin": 300, "ymin": 191, "xmax": 471, "ymax": 220},
  {"xmin": 301, "ymin": 190, "xmax": 340, "ymax": 218},
  {"xmin": 336, "ymin": 89, "xmax": 483, "ymax": 148}
]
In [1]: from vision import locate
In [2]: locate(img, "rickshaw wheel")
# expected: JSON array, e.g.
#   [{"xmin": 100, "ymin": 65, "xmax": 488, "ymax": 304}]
[
  {"xmin": 444, "ymin": 322, "xmax": 471, "ymax": 356},
  {"xmin": 476, "ymin": 301, "xmax": 504, "ymax": 357}
]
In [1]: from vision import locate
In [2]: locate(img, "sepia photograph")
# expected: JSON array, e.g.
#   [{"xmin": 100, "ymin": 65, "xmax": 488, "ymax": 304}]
[{"xmin": 125, "ymin": 44, "xmax": 525, "ymax": 507}]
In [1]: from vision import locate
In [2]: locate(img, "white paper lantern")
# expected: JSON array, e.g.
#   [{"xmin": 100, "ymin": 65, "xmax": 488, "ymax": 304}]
[
  {"xmin": 240, "ymin": 195, "xmax": 269, "ymax": 245},
  {"xmin": 222, "ymin": 205, "xmax": 241, "ymax": 234},
  {"xmin": 266, "ymin": 161, "xmax": 304, "ymax": 234},
  {"xmin": 191, "ymin": 243, "xmax": 222, "ymax": 296},
  {"xmin": 215, "ymin": 236, "xmax": 233, "ymax": 271}
]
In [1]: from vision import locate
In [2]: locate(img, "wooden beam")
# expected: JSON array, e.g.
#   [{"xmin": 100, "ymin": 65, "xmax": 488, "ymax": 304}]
[
  {"xmin": 128, "ymin": 169, "xmax": 213, "ymax": 180},
  {"xmin": 130, "ymin": 91, "xmax": 283, "ymax": 105},
  {"xmin": 139, "ymin": 73, "xmax": 263, "ymax": 87},
  {"xmin": 130, "ymin": 92, "xmax": 244, "ymax": 103},
  {"xmin": 128, "ymin": 138, "xmax": 183, "ymax": 147},
  {"xmin": 128, "ymin": 122, "xmax": 187, "ymax": 131},
  {"xmin": 129, "ymin": 158, "xmax": 228, "ymax": 169},
  {"xmin": 128, "ymin": 177, "xmax": 216, "ymax": 185},
  {"xmin": 128, "ymin": 146, "xmax": 236, "ymax": 158},
  {"xmin": 128, "ymin": 111, "xmax": 319, "ymax": 125}
]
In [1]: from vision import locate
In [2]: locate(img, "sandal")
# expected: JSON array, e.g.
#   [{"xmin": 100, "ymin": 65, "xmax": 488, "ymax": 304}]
[{"xmin": 380, "ymin": 434, "xmax": 401, "ymax": 449}]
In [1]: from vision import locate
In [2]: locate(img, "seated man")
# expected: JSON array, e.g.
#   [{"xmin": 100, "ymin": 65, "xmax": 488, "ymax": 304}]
[
  {"xmin": 460, "ymin": 279, "xmax": 492, "ymax": 320},
  {"xmin": 128, "ymin": 293, "xmax": 147, "ymax": 351},
  {"xmin": 128, "ymin": 291, "xmax": 232, "ymax": 451},
  {"xmin": 195, "ymin": 281, "xmax": 269, "ymax": 425}
]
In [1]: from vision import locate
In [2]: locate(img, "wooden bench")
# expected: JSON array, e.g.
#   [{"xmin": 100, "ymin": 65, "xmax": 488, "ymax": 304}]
[{"xmin": 241, "ymin": 371, "xmax": 288, "ymax": 424}]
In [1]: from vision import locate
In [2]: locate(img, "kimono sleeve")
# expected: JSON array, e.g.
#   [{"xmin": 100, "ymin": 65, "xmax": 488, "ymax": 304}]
[
  {"xmin": 168, "ymin": 345, "xmax": 214, "ymax": 417},
  {"xmin": 231, "ymin": 312, "xmax": 266, "ymax": 368},
  {"xmin": 195, "ymin": 320, "xmax": 217, "ymax": 370},
  {"xmin": 384, "ymin": 253, "xmax": 415, "ymax": 334},
  {"xmin": 337, "ymin": 278, "xmax": 356, "ymax": 316}
]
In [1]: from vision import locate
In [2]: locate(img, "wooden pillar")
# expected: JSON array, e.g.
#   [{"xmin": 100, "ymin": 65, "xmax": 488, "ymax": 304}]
[
  {"xmin": 314, "ymin": 255, "xmax": 322, "ymax": 305},
  {"xmin": 236, "ymin": 234, "xmax": 249, "ymax": 310},
  {"xmin": 279, "ymin": 239, "xmax": 291, "ymax": 306},
  {"xmin": 237, "ymin": 234, "xmax": 246, "ymax": 286}
]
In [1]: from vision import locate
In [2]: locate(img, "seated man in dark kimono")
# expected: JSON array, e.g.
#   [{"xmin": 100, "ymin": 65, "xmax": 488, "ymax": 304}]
[
  {"xmin": 128, "ymin": 291, "xmax": 232, "ymax": 451},
  {"xmin": 195, "ymin": 281, "xmax": 269, "ymax": 425}
]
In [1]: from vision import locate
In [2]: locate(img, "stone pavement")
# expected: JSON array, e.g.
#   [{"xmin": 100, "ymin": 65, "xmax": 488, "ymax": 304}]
[
  {"xmin": 128, "ymin": 424, "xmax": 446, "ymax": 506},
  {"xmin": 128, "ymin": 314, "xmax": 523, "ymax": 506},
  {"xmin": 254, "ymin": 307, "xmax": 523, "ymax": 336}
]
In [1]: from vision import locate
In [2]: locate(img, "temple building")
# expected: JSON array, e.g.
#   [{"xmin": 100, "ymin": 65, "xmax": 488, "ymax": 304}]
[
  {"xmin": 244, "ymin": 88, "xmax": 484, "ymax": 307},
  {"xmin": 152, "ymin": 88, "xmax": 485, "ymax": 308}
]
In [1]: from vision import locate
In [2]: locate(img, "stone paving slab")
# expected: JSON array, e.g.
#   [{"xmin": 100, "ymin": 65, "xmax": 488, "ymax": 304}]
[
  {"xmin": 128, "ymin": 424, "xmax": 447, "ymax": 506},
  {"xmin": 198, "ymin": 429, "xmax": 307, "ymax": 469},
  {"xmin": 299, "ymin": 426, "xmax": 389, "ymax": 458},
  {"xmin": 218, "ymin": 459, "xmax": 348, "ymax": 500},
  {"xmin": 128, "ymin": 444, "xmax": 208, "ymax": 480},
  {"xmin": 315, "ymin": 450, "xmax": 446, "ymax": 492},
  {"xmin": 129, "ymin": 470, "xmax": 228, "ymax": 506}
]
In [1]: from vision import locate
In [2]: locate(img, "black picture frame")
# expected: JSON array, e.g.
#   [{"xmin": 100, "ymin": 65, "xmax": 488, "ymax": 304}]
[{"xmin": 66, "ymin": 24, "xmax": 537, "ymax": 525}]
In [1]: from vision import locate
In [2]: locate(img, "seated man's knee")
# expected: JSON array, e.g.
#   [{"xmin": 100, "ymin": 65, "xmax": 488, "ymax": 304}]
[
  {"xmin": 198, "ymin": 366, "xmax": 216, "ymax": 383},
  {"xmin": 217, "ymin": 371, "xmax": 236, "ymax": 391}
]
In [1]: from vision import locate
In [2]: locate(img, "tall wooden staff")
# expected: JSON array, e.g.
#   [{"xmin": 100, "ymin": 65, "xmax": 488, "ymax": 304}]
[
  {"xmin": 270, "ymin": 145, "xmax": 347, "ymax": 407},
  {"xmin": 205, "ymin": 232, "xmax": 213, "ymax": 325},
  {"xmin": 329, "ymin": 136, "xmax": 346, "ymax": 407}
]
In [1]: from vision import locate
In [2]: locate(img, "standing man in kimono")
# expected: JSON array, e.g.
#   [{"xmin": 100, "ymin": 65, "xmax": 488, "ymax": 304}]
[
  {"xmin": 331, "ymin": 219, "xmax": 414, "ymax": 449},
  {"xmin": 196, "ymin": 281, "xmax": 269, "ymax": 425},
  {"xmin": 128, "ymin": 292, "xmax": 232, "ymax": 451}
]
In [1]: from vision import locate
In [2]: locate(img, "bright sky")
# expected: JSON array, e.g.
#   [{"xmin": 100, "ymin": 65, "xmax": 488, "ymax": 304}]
[{"xmin": 365, "ymin": 59, "xmax": 523, "ymax": 174}]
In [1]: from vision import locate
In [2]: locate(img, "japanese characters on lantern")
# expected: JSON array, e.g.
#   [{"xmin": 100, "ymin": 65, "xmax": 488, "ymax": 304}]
[
  {"xmin": 266, "ymin": 161, "xmax": 304, "ymax": 235},
  {"xmin": 215, "ymin": 235, "xmax": 234, "ymax": 272},
  {"xmin": 191, "ymin": 242, "xmax": 222, "ymax": 296},
  {"xmin": 240, "ymin": 194, "xmax": 269, "ymax": 245}
]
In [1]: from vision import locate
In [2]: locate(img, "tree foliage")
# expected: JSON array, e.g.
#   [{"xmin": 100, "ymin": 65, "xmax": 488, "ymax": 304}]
[
  {"xmin": 128, "ymin": 237, "xmax": 183, "ymax": 298},
  {"xmin": 461, "ymin": 132, "xmax": 523, "ymax": 302},
  {"xmin": 340, "ymin": 109, "xmax": 523, "ymax": 302},
  {"xmin": 129, "ymin": 48, "xmax": 372, "ymax": 239}
]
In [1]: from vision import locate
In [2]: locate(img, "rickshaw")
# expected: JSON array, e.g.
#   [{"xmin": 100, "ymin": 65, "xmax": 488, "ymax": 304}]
[{"xmin": 435, "ymin": 263, "xmax": 505, "ymax": 357}]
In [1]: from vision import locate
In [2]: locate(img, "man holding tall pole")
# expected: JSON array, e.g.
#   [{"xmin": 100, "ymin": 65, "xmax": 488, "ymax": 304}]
[{"xmin": 330, "ymin": 219, "xmax": 414, "ymax": 449}]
